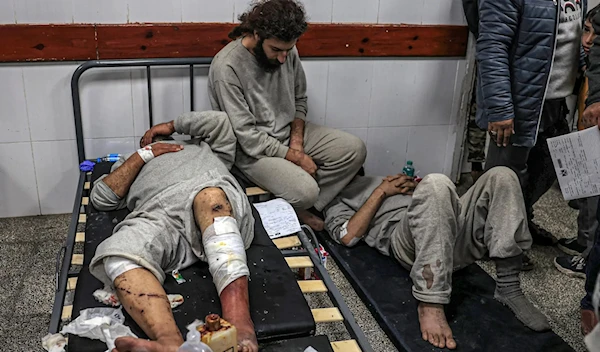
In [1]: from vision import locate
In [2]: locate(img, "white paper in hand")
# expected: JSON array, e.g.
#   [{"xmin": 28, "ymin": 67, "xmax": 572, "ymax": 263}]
[
  {"xmin": 548, "ymin": 127, "xmax": 600, "ymax": 200},
  {"xmin": 253, "ymin": 198, "xmax": 301, "ymax": 239}
]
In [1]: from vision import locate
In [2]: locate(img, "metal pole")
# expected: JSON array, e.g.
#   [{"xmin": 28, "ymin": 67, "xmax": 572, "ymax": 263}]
[
  {"xmin": 297, "ymin": 226, "xmax": 374, "ymax": 352},
  {"xmin": 49, "ymin": 171, "xmax": 85, "ymax": 333},
  {"xmin": 147, "ymin": 66, "xmax": 153, "ymax": 127},
  {"xmin": 190, "ymin": 65, "xmax": 195, "ymax": 111}
]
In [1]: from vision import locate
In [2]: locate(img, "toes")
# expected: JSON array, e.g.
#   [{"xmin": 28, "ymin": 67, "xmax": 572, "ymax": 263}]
[
  {"xmin": 447, "ymin": 336, "xmax": 458, "ymax": 350},
  {"xmin": 439, "ymin": 335, "xmax": 446, "ymax": 349},
  {"xmin": 422, "ymin": 331, "xmax": 428, "ymax": 342},
  {"xmin": 429, "ymin": 334, "xmax": 438, "ymax": 347}
]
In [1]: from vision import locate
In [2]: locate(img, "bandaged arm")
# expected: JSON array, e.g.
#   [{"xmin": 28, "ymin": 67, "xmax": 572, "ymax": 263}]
[{"xmin": 324, "ymin": 188, "xmax": 387, "ymax": 247}]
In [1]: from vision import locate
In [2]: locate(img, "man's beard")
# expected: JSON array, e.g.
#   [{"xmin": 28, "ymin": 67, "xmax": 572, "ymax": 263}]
[{"xmin": 255, "ymin": 38, "xmax": 283, "ymax": 73}]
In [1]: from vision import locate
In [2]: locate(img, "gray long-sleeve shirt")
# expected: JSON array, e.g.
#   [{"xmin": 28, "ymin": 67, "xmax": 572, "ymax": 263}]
[
  {"xmin": 90, "ymin": 111, "xmax": 254, "ymax": 259},
  {"xmin": 323, "ymin": 175, "xmax": 413, "ymax": 257},
  {"xmin": 208, "ymin": 38, "xmax": 308, "ymax": 162}
]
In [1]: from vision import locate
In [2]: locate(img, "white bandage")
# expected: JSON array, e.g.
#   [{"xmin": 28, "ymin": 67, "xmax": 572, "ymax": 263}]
[
  {"xmin": 339, "ymin": 220, "xmax": 360, "ymax": 247},
  {"xmin": 203, "ymin": 216, "xmax": 249, "ymax": 295},
  {"xmin": 137, "ymin": 146, "xmax": 154, "ymax": 163},
  {"xmin": 104, "ymin": 256, "xmax": 142, "ymax": 283}
]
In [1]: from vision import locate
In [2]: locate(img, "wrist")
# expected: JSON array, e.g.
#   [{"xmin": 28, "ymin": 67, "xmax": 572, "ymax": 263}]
[
  {"xmin": 373, "ymin": 187, "xmax": 387, "ymax": 199},
  {"xmin": 168, "ymin": 120, "xmax": 176, "ymax": 134},
  {"xmin": 137, "ymin": 146, "xmax": 155, "ymax": 163},
  {"xmin": 285, "ymin": 148, "xmax": 303, "ymax": 164}
]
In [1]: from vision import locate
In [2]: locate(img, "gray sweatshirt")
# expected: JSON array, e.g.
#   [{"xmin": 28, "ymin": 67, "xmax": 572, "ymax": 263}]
[
  {"xmin": 208, "ymin": 38, "xmax": 308, "ymax": 163},
  {"xmin": 547, "ymin": 0, "xmax": 583, "ymax": 99},
  {"xmin": 90, "ymin": 111, "xmax": 254, "ymax": 259},
  {"xmin": 323, "ymin": 175, "xmax": 413, "ymax": 257}
]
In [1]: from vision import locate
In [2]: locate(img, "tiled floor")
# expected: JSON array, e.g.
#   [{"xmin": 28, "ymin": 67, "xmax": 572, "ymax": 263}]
[{"xmin": 0, "ymin": 181, "xmax": 589, "ymax": 352}]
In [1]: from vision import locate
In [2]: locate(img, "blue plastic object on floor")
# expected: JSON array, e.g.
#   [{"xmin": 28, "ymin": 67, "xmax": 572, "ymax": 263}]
[{"xmin": 79, "ymin": 160, "xmax": 95, "ymax": 172}]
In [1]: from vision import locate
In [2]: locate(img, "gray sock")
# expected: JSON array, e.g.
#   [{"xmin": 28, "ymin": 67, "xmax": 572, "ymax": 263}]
[{"xmin": 494, "ymin": 255, "xmax": 551, "ymax": 332}]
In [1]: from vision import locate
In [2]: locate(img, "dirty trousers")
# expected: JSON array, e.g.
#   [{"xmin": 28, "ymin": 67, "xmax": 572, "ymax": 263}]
[{"xmin": 390, "ymin": 167, "xmax": 532, "ymax": 305}]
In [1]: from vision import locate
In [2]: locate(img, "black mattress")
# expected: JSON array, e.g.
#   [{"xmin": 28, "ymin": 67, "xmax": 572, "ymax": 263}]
[
  {"xmin": 68, "ymin": 162, "xmax": 315, "ymax": 351},
  {"xmin": 319, "ymin": 235, "xmax": 574, "ymax": 352}
]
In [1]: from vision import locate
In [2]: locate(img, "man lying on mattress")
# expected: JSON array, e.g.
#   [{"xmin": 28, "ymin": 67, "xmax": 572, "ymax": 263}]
[
  {"xmin": 323, "ymin": 167, "xmax": 550, "ymax": 350},
  {"xmin": 88, "ymin": 111, "xmax": 258, "ymax": 352}
]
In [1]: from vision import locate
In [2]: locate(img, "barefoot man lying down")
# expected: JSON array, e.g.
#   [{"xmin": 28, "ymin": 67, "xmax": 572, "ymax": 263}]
[
  {"xmin": 89, "ymin": 112, "xmax": 258, "ymax": 352},
  {"xmin": 323, "ymin": 166, "xmax": 550, "ymax": 349}
]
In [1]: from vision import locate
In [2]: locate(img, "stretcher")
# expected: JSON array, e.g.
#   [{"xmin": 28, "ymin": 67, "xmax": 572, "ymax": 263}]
[
  {"xmin": 49, "ymin": 58, "xmax": 370, "ymax": 352},
  {"xmin": 318, "ymin": 234, "xmax": 575, "ymax": 352}
]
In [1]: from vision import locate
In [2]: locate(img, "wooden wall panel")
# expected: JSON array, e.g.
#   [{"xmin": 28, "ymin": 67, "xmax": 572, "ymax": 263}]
[
  {"xmin": 0, "ymin": 25, "xmax": 96, "ymax": 62},
  {"xmin": 0, "ymin": 23, "xmax": 468, "ymax": 62}
]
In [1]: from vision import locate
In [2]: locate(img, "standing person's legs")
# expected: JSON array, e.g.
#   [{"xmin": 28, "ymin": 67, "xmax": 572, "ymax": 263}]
[
  {"xmin": 390, "ymin": 174, "xmax": 461, "ymax": 349},
  {"xmin": 524, "ymin": 99, "xmax": 569, "ymax": 244},
  {"xmin": 457, "ymin": 167, "xmax": 550, "ymax": 331},
  {"xmin": 302, "ymin": 123, "xmax": 367, "ymax": 211}
]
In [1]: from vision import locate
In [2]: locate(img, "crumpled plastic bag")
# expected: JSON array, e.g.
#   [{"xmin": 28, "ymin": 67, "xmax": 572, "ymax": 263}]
[
  {"xmin": 60, "ymin": 307, "xmax": 137, "ymax": 352},
  {"xmin": 42, "ymin": 333, "xmax": 67, "ymax": 352},
  {"xmin": 304, "ymin": 347, "xmax": 318, "ymax": 352}
]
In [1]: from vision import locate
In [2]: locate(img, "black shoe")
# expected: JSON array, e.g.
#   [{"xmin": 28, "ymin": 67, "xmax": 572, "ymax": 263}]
[
  {"xmin": 558, "ymin": 238, "xmax": 586, "ymax": 256},
  {"xmin": 528, "ymin": 221, "xmax": 558, "ymax": 246},
  {"xmin": 554, "ymin": 255, "xmax": 586, "ymax": 279},
  {"xmin": 568, "ymin": 200, "xmax": 580, "ymax": 210},
  {"xmin": 522, "ymin": 253, "xmax": 534, "ymax": 271}
]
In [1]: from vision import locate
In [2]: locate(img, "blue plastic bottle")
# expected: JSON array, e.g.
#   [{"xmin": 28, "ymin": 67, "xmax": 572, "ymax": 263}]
[
  {"xmin": 403, "ymin": 160, "xmax": 415, "ymax": 177},
  {"xmin": 97, "ymin": 154, "xmax": 121, "ymax": 163}
]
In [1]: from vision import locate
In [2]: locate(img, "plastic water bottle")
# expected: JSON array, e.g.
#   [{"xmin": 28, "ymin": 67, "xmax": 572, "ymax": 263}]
[
  {"xmin": 177, "ymin": 328, "xmax": 213, "ymax": 352},
  {"xmin": 403, "ymin": 160, "xmax": 415, "ymax": 177},
  {"xmin": 96, "ymin": 154, "xmax": 121, "ymax": 163}
]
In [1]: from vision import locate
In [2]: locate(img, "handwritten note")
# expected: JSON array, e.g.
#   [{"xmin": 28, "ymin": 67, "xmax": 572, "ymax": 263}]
[
  {"xmin": 253, "ymin": 198, "xmax": 302, "ymax": 239},
  {"xmin": 548, "ymin": 127, "xmax": 600, "ymax": 200}
]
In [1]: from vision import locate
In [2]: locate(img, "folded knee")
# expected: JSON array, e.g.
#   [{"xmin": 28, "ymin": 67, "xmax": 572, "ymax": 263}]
[
  {"xmin": 347, "ymin": 136, "xmax": 367, "ymax": 165},
  {"xmin": 420, "ymin": 174, "xmax": 453, "ymax": 189},
  {"xmin": 287, "ymin": 182, "xmax": 319, "ymax": 209},
  {"xmin": 487, "ymin": 166, "xmax": 520, "ymax": 188},
  {"xmin": 193, "ymin": 187, "xmax": 233, "ymax": 230}
]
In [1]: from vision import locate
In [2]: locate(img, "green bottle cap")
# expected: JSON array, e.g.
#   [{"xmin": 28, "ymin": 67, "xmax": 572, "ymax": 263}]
[{"xmin": 407, "ymin": 160, "xmax": 413, "ymax": 165}]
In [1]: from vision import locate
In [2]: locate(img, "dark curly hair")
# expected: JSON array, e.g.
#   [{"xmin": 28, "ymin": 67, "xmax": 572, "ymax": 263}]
[{"xmin": 229, "ymin": 0, "xmax": 308, "ymax": 42}]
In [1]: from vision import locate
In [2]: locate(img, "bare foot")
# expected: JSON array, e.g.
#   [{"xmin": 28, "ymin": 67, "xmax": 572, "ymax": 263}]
[
  {"xmin": 112, "ymin": 336, "xmax": 181, "ymax": 352},
  {"xmin": 296, "ymin": 209, "xmax": 324, "ymax": 231},
  {"xmin": 417, "ymin": 302, "xmax": 457, "ymax": 350},
  {"xmin": 227, "ymin": 316, "xmax": 258, "ymax": 352}
]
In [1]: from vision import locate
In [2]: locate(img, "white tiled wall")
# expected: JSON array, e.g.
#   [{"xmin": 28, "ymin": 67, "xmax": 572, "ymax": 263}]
[{"xmin": 0, "ymin": 0, "xmax": 467, "ymax": 217}]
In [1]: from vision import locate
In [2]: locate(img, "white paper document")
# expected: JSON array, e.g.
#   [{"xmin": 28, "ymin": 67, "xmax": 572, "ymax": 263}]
[
  {"xmin": 254, "ymin": 198, "xmax": 302, "ymax": 239},
  {"xmin": 548, "ymin": 127, "xmax": 600, "ymax": 200}
]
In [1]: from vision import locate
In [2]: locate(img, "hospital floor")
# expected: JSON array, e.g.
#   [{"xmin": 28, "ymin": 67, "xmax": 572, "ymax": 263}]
[{"xmin": 0, "ymin": 177, "xmax": 587, "ymax": 352}]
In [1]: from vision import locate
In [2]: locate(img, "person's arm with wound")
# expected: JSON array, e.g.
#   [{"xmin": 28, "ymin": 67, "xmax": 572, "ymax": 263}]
[
  {"xmin": 325, "ymin": 176, "xmax": 416, "ymax": 246},
  {"xmin": 90, "ymin": 144, "xmax": 183, "ymax": 211}
]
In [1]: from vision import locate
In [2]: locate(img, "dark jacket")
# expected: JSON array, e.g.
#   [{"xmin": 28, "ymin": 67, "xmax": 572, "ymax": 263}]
[
  {"xmin": 475, "ymin": 0, "xmax": 586, "ymax": 148},
  {"xmin": 588, "ymin": 10, "xmax": 600, "ymax": 106}
]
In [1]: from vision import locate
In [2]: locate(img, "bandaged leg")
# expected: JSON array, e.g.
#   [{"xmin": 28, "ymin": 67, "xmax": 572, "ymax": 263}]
[
  {"xmin": 458, "ymin": 167, "xmax": 550, "ymax": 331},
  {"xmin": 193, "ymin": 187, "xmax": 257, "ymax": 351}
]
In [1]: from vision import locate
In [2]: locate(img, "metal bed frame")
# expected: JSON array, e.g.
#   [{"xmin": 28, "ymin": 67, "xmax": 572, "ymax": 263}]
[{"xmin": 49, "ymin": 58, "xmax": 373, "ymax": 352}]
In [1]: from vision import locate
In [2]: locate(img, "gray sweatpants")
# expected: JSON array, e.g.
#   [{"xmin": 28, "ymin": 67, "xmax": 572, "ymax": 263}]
[
  {"xmin": 237, "ymin": 123, "xmax": 366, "ymax": 211},
  {"xmin": 390, "ymin": 167, "xmax": 532, "ymax": 304}
]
